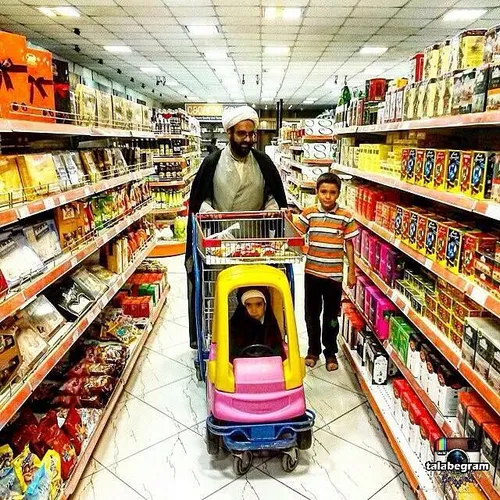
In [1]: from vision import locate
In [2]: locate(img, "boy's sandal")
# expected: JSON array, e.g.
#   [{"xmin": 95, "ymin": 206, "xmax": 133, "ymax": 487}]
[
  {"xmin": 326, "ymin": 357, "xmax": 339, "ymax": 372},
  {"xmin": 305, "ymin": 355, "xmax": 319, "ymax": 368}
]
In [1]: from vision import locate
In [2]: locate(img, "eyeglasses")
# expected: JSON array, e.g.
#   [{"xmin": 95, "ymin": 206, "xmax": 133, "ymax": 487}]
[{"xmin": 234, "ymin": 131, "xmax": 257, "ymax": 139}]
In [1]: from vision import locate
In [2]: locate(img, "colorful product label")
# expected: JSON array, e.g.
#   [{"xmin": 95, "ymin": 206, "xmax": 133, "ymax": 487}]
[
  {"xmin": 425, "ymin": 219, "xmax": 439, "ymax": 258},
  {"xmin": 446, "ymin": 150, "xmax": 461, "ymax": 191},
  {"xmin": 424, "ymin": 150, "xmax": 435, "ymax": 187},
  {"xmin": 415, "ymin": 149, "xmax": 425, "ymax": 185},
  {"xmin": 446, "ymin": 228, "xmax": 463, "ymax": 272},
  {"xmin": 434, "ymin": 150, "xmax": 447, "ymax": 189},
  {"xmin": 416, "ymin": 214, "xmax": 428, "ymax": 252},
  {"xmin": 460, "ymin": 152, "xmax": 473, "ymax": 195},
  {"xmin": 408, "ymin": 212, "xmax": 419, "ymax": 247},
  {"xmin": 407, "ymin": 149, "xmax": 416, "ymax": 182}
]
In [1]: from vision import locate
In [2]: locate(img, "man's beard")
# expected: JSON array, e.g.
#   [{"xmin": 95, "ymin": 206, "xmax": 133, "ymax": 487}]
[{"xmin": 230, "ymin": 139, "xmax": 252, "ymax": 157}]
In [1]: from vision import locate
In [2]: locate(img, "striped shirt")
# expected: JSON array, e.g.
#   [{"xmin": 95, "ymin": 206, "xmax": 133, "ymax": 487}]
[{"xmin": 295, "ymin": 203, "xmax": 359, "ymax": 281}]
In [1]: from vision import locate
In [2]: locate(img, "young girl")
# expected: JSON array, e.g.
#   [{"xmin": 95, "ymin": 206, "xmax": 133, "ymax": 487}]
[{"xmin": 229, "ymin": 288, "xmax": 285, "ymax": 361}]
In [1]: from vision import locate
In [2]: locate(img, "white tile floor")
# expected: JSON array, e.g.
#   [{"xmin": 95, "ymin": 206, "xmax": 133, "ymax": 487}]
[{"xmin": 74, "ymin": 256, "xmax": 416, "ymax": 500}]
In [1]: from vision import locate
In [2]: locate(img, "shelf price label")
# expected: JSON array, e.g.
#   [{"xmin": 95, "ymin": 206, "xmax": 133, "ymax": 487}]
[{"xmin": 470, "ymin": 285, "xmax": 489, "ymax": 307}]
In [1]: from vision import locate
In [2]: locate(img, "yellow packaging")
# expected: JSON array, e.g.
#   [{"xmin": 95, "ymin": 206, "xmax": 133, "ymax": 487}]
[
  {"xmin": 141, "ymin": 104, "xmax": 150, "ymax": 128},
  {"xmin": 75, "ymin": 84, "xmax": 96, "ymax": 126},
  {"xmin": 112, "ymin": 95, "xmax": 126, "ymax": 127},
  {"xmin": 124, "ymin": 99, "xmax": 133, "ymax": 127},
  {"xmin": 13, "ymin": 446, "xmax": 41, "ymax": 493},
  {"xmin": 423, "ymin": 149, "xmax": 436, "ymax": 189},
  {"xmin": 39, "ymin": 450, "xmax": 62, "ymax": 500},
  {"xmin": 96, "ymin": 90, "xmax": 112, "ymax": 127},
  {"xmin": 0, "ymin": 155, "xmax": 24, "ymax": 205},
  {"xmin": 446, "ymin": 225, "xmax": 476, "ymax": 275},
  {"xmin": 446, "ymin": 150, "xmax": 462, "ymax": 193},
  {"xmin": 433, "ymin": 150, "xmax": 448, "ymax": 190},
  {"xmin": 132, "ymin": 102, "xmax": 142, "ymax": 129},
  {"xmin": 16, "ymin": 154, "xmax": 60, "ymax": 199},
  {"xmin": 417, "ymin": 80, "xmax": 428, "ymax": 119},
  {"xmin": 424, "ymin": 44, "xmax": 440, "ymax": 80},
  {"xmin": 438, "ymin": 40, "xmax": 451, "ymax": 77},
  {"xmin": 451, "ymin": 30, "xmax": 487, "ymax": 71},
  {"xmin": 426, "ymin": 78, "xmax": 438, "ymax": 118},
  {"xmin": 404, "ymin": 84, "xmax": 416, "ymax": 120}
]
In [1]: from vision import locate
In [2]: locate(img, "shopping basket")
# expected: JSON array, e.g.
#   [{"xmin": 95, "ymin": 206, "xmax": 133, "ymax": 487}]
[{"xmin": 194, "ymin": 210, "xmax": 304, "ymax": 265}]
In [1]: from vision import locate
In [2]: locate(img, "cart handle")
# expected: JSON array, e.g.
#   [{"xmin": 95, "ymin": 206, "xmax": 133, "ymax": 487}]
[
  {"xmin": 202, "ymin": 236, "xmax": 304, "ymax": 248},
  {"xmin": 196, "ymin": 210, "xmax": 286, "ymax": 220}
]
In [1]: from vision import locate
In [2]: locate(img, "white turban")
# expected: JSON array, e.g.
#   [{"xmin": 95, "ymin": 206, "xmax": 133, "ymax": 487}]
[
  {"xmin": 222, "ymin": 106, "xmax": 259, "ymax": 132},
  {"xmin": 241, "ymin": 289, "xmax": 266, "ymax": 306}
]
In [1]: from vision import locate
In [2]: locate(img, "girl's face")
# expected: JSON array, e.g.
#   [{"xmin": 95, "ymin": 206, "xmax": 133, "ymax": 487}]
[{"xmin": 244, "ymin": 298, "xmax": 265, "ymax": 321}]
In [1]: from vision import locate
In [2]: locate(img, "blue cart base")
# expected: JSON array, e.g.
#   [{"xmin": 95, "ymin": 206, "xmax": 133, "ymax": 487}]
[{"xmin": 206, "ymin": 410, "xmax": 315, "ymax": 475}]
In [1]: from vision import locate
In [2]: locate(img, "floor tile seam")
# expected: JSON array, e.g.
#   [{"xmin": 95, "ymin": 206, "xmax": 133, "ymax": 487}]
[
  {"xmin": 145, "ymin": 336, "xmax": 188, "ymax": 351},
  {"xmin": 307, "ymin": 372, "xmax": 366, "ymax": 397},
  {"xmin": 253, "ymin": 466, "xmax": 313, "ymax": 499},
  {"xmin": 102, "ymin": 425, "xmax": 194, "ymax": 470},
  {"xmin": 143, "ymin": 344, "xmax": 196, "ymax": 370},
  {"xmin": 82, "ymin": 459, "xmax": 149, "ymax": 499},
  {"xmin": 198, "ymin": 474, "xmax": 248, "ymax": 499},
  {"xmin": 313, "ymin": 400, "xmax": 367, "ymax": 431},
  {"xmin": 366, "ymin": 471, "xmax": 408, "ymax": 500},
  {"xmin": 124, "ymin": 372, "xmax": 194, "ymax": 399},
  {"xmin": 320, "ymin": 425, "xmax": 403, "ymax": 468}
]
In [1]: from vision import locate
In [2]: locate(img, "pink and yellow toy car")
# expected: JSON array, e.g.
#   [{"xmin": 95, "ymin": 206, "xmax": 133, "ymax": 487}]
[{"xmin": 205, "ymin": 264, "xmax": 315, "ymax": 475}]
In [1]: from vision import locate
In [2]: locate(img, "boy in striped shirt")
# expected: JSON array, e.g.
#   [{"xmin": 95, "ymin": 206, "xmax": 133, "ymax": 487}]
[{"xmin": 295, "ymin": 173, "xmax": 358, "ymax": 371}]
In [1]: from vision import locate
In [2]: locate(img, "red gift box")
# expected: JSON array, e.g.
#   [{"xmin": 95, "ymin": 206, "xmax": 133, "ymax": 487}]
[{"xmin": 26, "ymin": 47, "xmax": 55, "ymax": 122}]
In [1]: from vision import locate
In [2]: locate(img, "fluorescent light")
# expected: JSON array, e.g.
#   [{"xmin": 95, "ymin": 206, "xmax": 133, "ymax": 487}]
[
  {"xmin": 443, "ymin": 9, "xmax": 486, "ymax": 22},
  {"xmin": 38, "ymin": 7, "xmax": 56, "ymax": 17},
  {"xmin": 364, "ymin": 67, "xmax": 385, "ymax": 75},
  {"xmin": 186, "ymin": 25, "xmax": 219, "ymax": 36},
  {"xmin": 164, "ymin": 80, "xmax": 179, "ymax": 86},
  {"xmin": 283, "ymin": 8, "xmax": 302, "ymax": 20},
  {"xmin": 204, "ymin": 50, "xmax": 228, "ymax": 60},
  {"xmin": 140, "ymin": 66, "xmax": 159, "ymax": 74},
  {"xmin": 264, "ymin": 7, "xmax": 277, "ymax": 19},
  {"xmin": 359, "ymin": 46, "xmax": 388, "ymax": 55},
  {"xmin": 264, "ymin": 46, "xmax": 289, "ymax": 56},
  {"xmin": 53, "ymin": 6, "xmax": 80, "ymax": 17},
  {"xmin": 304, "ymin": 99, "xmax": 317, "ymax": 104},
  {"xmin": 104, "ymin": 45, "xmax": 132, "ymax": 54}
]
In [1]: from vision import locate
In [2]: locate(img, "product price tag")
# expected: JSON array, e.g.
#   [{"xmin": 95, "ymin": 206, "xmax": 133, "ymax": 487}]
[
  {"xmin": 403, "ymin": 304, "xmax": 410, "ymax": 315},
  {"xmin": 435, "ymin": 412, "xmax": 445, "ymax": 429},
  {"xmin": 44, "ymin": 198, "xmax": 55, "ymax": 210},
  {"xmin": 58, "ymin": 195, "xmax": 67, "ymax": 205},
  {"xmin": 484, "ymin": 203, "xmax": 500, "ymax": 220},
  {"xmin": 17, "ymin": 206, "xmax": 30, "ymax": 219},
  {"xmin": 470, "ymin": 285, "xmax": 489, "ymax": 306},
  {"xmin": 385, "ymin": 344, "xmax": 393, "ymax": 356},
  {"xmin": 424, "ymin": 258, "xmax": 433, "ymax": 270},
  {"xmin": 70, "ymin": 257, "xmax": 78, "ymax": 268},
  {"xmin": 394, "ymin": 238, "xmax": 401, "ymax": 249},
  {"xmin": 84, "ymin": 187, "xmax": 92, "ymax": 197}
]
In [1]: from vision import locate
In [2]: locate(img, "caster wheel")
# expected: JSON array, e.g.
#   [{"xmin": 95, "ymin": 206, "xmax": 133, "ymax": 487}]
[
  {"xmin": 297, "ymin": 429, "xmax": 312, "ymax": 450},
  {"xmin": 206, "ymin": 427, "xmax": 219, "ymax": 456},
  {"xmin": 233, "ymin": 451, "xmax": 252, "ymax": 475},
  {"xmin": 281, "ymin": 450, "xmax": 299, "ymax": 473}
]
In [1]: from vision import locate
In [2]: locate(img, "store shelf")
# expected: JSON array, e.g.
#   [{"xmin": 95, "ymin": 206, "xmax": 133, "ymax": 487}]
[
  {"xmin": 333, "ymin": 164, "xmax": 500, "ymax": 221},
  {"xmin": 333, "ymin": 111, "xmax": 500, "ymax": 135},
  {"xmin": 0, "ymin": 236, "xmax": 157, "ymax": 430},
  {"xmin": 287, "ymin": 193, "xmax": 304, "ymax": 210},
  {"xmin": 155, "ymin": 132, "xmax": 200, "ymax": 140},
  {"xmin": 354, "ymin": 214, "xmax": 500, "ymax": 320},
  {"xmin": 303, "ymin": 135, "xmax": 335, "ymax": 141},
  {"xmin": 353, "ymin": 254, "xmax": 500, "ymax": 418},
  {"xmin": 149, "ymin": 180, "xmax": 185, "ymax": 188},
  {"xmin": 288, "ymin": 176, "xmax": 316, "ymax": 190},
  {"xmin": 342, "ymin": 343, "xmax": 439, "ymax": 499},
  {"xmin": 0, "ymin": 118, "xmax": 154, "ymax": 137},
  {"xmin": 61, "ymin": 278, "xmax": 169, "ymax": 498},
  {"xmin": 151, "ymin": 206, "xmax": 185, "ymax": 215},
  {"xmin": 150, "ymin": 240, "xmax": 186, "ymax": 257},
  {"xmin": 0, "ymin": 166, "xmax": 154, "ymax": 229},
  {"xmin": 0, "ymin": 201, "xmax": 153, "ymax": 325}
]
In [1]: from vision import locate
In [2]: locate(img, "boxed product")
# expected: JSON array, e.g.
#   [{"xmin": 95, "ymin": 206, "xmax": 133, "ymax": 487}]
[
  {"xmin": 366, "ymin": 339, "xmax": 388, "ymax": 385},
  {"xmin": 488, "ymin": 330, "xmax": 500, "ymax": 393},
  {"xmin": 459, "ymin": 68, "xmax": 476, "ymax": 114},
  {"xmin": 0, "ymin": 234, "xmax": 45, "ymax": 287},
  {"xmin": 465, "ymin": 405, "xmax": 497, "ymax": 445},
  {"xmin": 54, "ymin": 202, "xmax": 88, "ymax": 251},
  {"xmin": 47, "ymin": 280, "xmax": 94, "ymax": 321},
  {"xmin": 392, "ymin": 378, "xmax": 410, "ymax": 426},
  {"xmin": 484, "ymin": 26, "xmax": 500, "ymax": 64},
  {"xmin": 414, "ymin": 148, "xmax": 425, "ymax": 186},
  {"xmin": 14, "ymin": 320, "xmax": 48, "ymax": 375},
  {"xmin": 451, "ymin": 71, "xmax": 464, "ymax": 116},
  {"xmin": 302, "ymin": 119, "xmax": 335, "ymax": 137},
  {"xmin": 0, "ymin": 155, "xmax": 24, "ymax": 206},
  {"xmin": 408, "ymin": 331, "xmax": 425, "ymax": 379},
  {"xmin": 445, "ymin": 150, "xmax": 462, "ymax": 192},
  {"xmin": 75, "ymin": 84, "xmax": 96, "ymax": 126},
  {"xmin": 437, "ymin": 365, "xmax": 467, "ymax": 417},
  {"xmin": 0, "ymin": 31, "xmax": 29, "ymax": 120},
  {"xmin": 457, "ymin": 391, "xmax": 484, "ymax": 436},
  {"xmin": 486, "ymin": 63, "xmax": 500, "ymax": 112},
  {"xmin": 445, "ymin": 224, "xmax": 470, "ymax": 274},
  {"xmin": 112, "ymin": 95, "xmax": 126, "ymax": 127},
  {"xmin": 141, "ymin": 104, "xmax": 150, "ymax": 129},
  {"xmin": 96, "ymin": 90, "xmax": 112, "ymax": 128},
  {"xmin": 451, "ymin": 30, "xmax": 487, "ymax": 71},
  {"xmin": 79, "ymin": 150, "xmax": 101, "ymax": 183},
  {"xmin": 416, "ymin": 212, "xmax": 429, "ymax": 253},
  {"xmin": 480, "ymin": 423, "xmax": 500, "ymax": 484},
  {"xmin": 23, "ymin": 219, "xmax": 62, "ymax": 263},
  {"xmin": 26, "ymin": 47, "xmax": 55, "ymax": 122},
  {"xmin": 58, "ymin": 152, "xmax": 86, "ymax": 186},
  {"xmin": 472, "ymin": 64, "xmax": 490, "ymax": 113},
  {"xmin": 471, "ymin": 151, "xmax": 497, "ymax": 200},
  {"xmin": 124, "ymin": 98, "xmax": 133, "ymax": 125},
  {"xmin": 406, "ymin": 148, "xmax": 416, "ymax": 183},
  {"xmin": 432, "ymin": 150, "xmax": 448, "ymax": 190},
  {"xmin": 460, "ymin": 151, "xmax": 474, "ymax": 196},
  {"xmin": 16, "ymin": 154, "xmax": 60, "ymax": 199},
  {"xmin": 52, "ymin": 59, "xmax": 71, "ymax": 122},
  {"xmin": 424, "ymin": 216, "xmax": 443, "ymax": 261},
  {"xmin": 0, "ymin": 329, "xmax": 21, "ymax": 389},
  {"xmin": 473, "ymin": 318, "xmax": 500, "ymax": 379},
  {"xmin": 423, "ymin": 149, "xmax": 436, "ymax": 189},
  {"xmin": 302, "ymin": 142, "xmax": 334, "ymax": 161},
  {"xmin": 70, "ymin": 267, "xmax": 108, "ymax": 299},
  {"xmin": 461, "ymin": 232, "xmax": 498, "ymax": 279}
]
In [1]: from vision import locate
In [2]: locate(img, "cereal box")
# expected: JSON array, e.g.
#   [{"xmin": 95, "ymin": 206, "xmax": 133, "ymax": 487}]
[
  {"xmin": 471, "ymin": 151, "xmax": 497, "ymax": 200},
  {"xmin": 433, "ymin": 150, "xmax": 448, "ymax": 190},
  {"xmin": 423, "ymin": 149, "xmax": 436, "ymax": 188},
  {"xmin": 446, "ymin": 150, "xmax": 462, "ymax": 192},
  {"xmin": 460, "ymin": 151, "xmax": 474, "ymax": 196}
]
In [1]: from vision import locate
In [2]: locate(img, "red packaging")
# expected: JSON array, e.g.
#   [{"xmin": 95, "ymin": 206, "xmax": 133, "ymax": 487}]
[
  {"xmin": 112, "ymin": 290, "xmax": 129, "ymax": 308},
  {"xmin": 461, "ymin": 233, "xmax": 498, "ymax": 278},
  {"xmin": 26, "ymin": 47, "xmax": 55, "ymax": 122},
  {"xmin": 436, "ymin": 221, "xmax": 454, "ymax": 265},
  {"xmin": 401, "ymin": 207, "xmax": 412, "ymax": 242},
  {"xmin": 393, "ymin": 378, "xmax": 411, "ymax": 401},
  {"xmin": 416, "ymin": 212, "xmax": 430, "ymax": 253},
  {"xmin": 415, "ymin": 149, "xmax": 425, "ymax": 185},
  {"xmin": 460, "ymin": 151, "xmax": 474, "ymax": 195},
  {"xmin": 410, "ymin": 52, "xmax": 424, "ymax": 83},
  {"xmin": 368, "ymin": 78, "xmax": 387, "ymax": 102},
  {"xmin": 433, "ymin": 150, "xmax": 448, "ymax": 189},
  {"xmin": 11, "ymin": 408, "xmax": 39, "ymax": 454},
  {"xmin": 63, "ymin": 407, "xmax": 86, "ymax": 455}
]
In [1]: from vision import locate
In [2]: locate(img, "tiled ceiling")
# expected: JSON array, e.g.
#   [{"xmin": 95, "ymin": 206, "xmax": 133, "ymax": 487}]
[{"xmin": 1, "ymin": 0, "xmax": 499, "ymax": 107}]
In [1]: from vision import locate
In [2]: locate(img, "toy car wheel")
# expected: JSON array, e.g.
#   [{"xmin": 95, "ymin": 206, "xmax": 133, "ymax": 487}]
[
  {"xmin": 206, "ymin": 427, "xmax": 219, "ymax": 456},
  {"xmin": 297, "ymin": 430, "xmax": 312, "ymax": 450},
  {"xmin": 195, "ymin": 362, "xmax": 202, "ymax": 381},
  {"xmin": 233, "ymin": 451, "xmax": 252, "ymax": 475},
  {"xmin": 281, "ymin": 450, "xmax": 299, "ymax": 473}
]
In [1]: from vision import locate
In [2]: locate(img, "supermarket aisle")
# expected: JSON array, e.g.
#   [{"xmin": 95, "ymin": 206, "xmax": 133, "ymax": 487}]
[{"xmin": 74, "ymin": 256, "xmax": 415, "ymax": 500}]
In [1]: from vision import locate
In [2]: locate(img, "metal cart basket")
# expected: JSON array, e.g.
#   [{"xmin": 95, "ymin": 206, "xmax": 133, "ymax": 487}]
[{"xmin": 192, "ymin": 210, "xmax": 304, "ymax": 380}]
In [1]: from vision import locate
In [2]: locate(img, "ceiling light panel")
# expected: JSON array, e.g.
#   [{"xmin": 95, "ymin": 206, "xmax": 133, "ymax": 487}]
[
  {"xmin": 104, "ymin": 45, "xmax": 132, "ymax": 53},
  {"xmin": 443, "ymin": 9, "xmax": 487, "ymax": 21},
  {"xmin": 185, "ymin": 25, "xmax": 219, "ymax": 36}
]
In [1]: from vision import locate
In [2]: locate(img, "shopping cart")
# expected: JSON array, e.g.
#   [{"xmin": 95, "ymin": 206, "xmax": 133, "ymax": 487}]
[{"xmin": 191, "ymin": 210, "xmax": 304, "ymax": 381}]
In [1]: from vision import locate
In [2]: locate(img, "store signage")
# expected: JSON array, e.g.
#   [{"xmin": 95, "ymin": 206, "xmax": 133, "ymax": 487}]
[{"xmin": 185, "ymin": 103, "xmax": 238, "ymax": 118}]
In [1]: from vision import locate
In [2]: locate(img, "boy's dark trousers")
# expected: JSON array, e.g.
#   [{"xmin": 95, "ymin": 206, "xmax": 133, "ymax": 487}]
[{"xmin": 304, "ymin": 273, "xmax": 343, "ymax": 359}]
